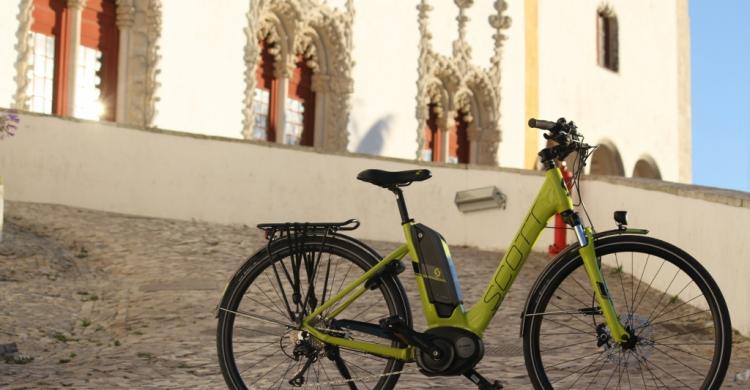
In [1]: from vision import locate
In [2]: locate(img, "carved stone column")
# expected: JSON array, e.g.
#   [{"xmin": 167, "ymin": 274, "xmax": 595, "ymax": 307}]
[
  {"xmin": 311, "ymin": 73, "xmax": 330, "ymax": 148},
  {"xmin": 275, "ymin": 79, "xmax": 289, "ymax": 143},
  {"xmin": 13, "ymin": 0, "xmax": 34, "ymax": 110},
  {"xmin": 115, "ymin": 0, "xmax": 134, "ymax": 123},
  {"xmin": 66, "ymin": 0, "xmax": 86, "ymax": 117}
]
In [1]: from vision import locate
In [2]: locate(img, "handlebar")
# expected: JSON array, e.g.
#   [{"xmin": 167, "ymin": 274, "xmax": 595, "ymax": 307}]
[
  {"xmin": 529, "ymin": 117, "xmax": 592, "ymax": 164},
  {"xmin": 528, "ymin": 118, "xmax": 557, "ymax": 130}
]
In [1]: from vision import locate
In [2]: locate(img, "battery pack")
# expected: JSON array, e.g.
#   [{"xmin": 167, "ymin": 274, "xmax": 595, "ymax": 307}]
[{"xmin": 411, "ymin": 224, "xmax": 463, "ymax": 317}]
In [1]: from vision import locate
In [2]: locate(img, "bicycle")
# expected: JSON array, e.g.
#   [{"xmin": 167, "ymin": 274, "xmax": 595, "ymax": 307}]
[{"xmin": 216, "ymin": 118, "xmax": 732, "ymax": 389}]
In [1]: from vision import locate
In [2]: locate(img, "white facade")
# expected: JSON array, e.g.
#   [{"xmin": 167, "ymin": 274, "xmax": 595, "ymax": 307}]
[{"xmin": 0, "ymin": 0, "xmax": 691, "ymax": 182}]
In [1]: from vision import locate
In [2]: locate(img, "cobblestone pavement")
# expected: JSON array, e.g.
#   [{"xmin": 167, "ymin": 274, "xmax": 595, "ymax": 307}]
[{"xmin": 0, "ymin": 202, "xmax": 748, "ymax": 389}]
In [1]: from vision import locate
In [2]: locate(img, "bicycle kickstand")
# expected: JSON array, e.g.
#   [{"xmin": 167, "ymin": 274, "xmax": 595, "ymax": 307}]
[{"xmin": 463, "ymin": 369, "xmax": 503, "ymax": 390}]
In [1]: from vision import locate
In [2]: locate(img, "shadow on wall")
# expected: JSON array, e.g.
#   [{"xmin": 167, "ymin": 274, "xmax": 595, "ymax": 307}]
[{"xmin": 355, "ymin": 115, "xmax": 394, "ymax": 156}]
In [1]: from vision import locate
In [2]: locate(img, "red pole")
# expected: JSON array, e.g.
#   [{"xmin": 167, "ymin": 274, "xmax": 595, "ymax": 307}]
[{"xmin": 548, "ymin": 162, "xmax": 574, "ymax": 256}]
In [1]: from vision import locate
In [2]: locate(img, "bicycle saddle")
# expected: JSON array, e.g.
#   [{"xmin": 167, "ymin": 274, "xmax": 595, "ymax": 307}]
[{"xmin": 356, "ymin": 169, "xmax": 432, "ymax": 188}]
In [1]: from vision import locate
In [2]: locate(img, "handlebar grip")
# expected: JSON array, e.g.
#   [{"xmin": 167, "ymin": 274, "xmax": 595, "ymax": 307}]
[{"xmin": 528, "ymin": 118, "xmax": 557, "ymax": 130}]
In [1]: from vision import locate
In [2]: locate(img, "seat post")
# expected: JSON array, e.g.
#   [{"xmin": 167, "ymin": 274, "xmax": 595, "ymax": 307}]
[{"xmin": 389, "ymin": 187, "xmax": 412, "ymax": 224}]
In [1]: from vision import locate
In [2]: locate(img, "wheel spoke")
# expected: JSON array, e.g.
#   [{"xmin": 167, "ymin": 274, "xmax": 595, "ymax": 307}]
[
  {"xmin": 642, "ymin": 354, "xmax": 698, "ymax": 389},
  {"xmin": 644, "ymin": 268, "xmax": 681, "ymax": 325},
  {"xmin": 630, "ymin": 254, "xmax": 650, "ymax": 315}
]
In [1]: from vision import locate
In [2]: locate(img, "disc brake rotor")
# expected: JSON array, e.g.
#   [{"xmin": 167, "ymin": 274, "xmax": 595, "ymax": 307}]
[{"xmin": 602, "ymin": 313, "xmax": 655, "ymax": 367}]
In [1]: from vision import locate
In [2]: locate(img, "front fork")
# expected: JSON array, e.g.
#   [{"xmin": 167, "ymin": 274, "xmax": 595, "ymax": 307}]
[{"xmin": 566, "ymin": 212, "xmax": 630, "ymax": 343}]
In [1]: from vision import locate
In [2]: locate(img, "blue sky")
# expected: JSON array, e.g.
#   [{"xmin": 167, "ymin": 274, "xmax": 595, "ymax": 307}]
[{"xmin": 691, "ymin": 0, "xmax": 750, "ymax": 192}]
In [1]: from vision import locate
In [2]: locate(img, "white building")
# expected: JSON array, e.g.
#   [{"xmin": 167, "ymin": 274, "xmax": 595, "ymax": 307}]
[{"xmin": 0, "ymin": 0, "xmax": 690, "ymax": 182}]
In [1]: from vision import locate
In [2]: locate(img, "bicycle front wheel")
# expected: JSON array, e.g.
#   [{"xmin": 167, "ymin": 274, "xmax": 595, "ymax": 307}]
[
  {"xmin": 217, "ymin": 234, "xmax": 411, "ymax": 390},
  {"xmin": 523, "ymin": 235, "xmax": 731, "ymax": 389}
]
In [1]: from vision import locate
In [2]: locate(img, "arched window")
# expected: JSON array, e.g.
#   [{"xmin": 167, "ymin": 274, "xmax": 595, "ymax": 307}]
[
  {"xmin": 285, "ymin": 55, "xmax": 315, "ymax": 146},
  {"xmin": 589, "ymin": 142, "xmax": 625, "ymax": 176},
  {"xmin": 447, "ymin": 111, "xmax": 470, "ymax": 164},
  {"xmin": 244, "ymin": 0, "xmax": 354, "ymax": 151},
  {"xmin": 423, "ymin": 103, "xmax": 440, "ymax": 162},
  {"xmin": 597, "ymin": 7, "xmax": 619, "ymax": 72},
  {"xmin": 253, "ymin": 38, "xmax": 278, "ymax": 141},
  {"xmin": 26, "ymin": 0, "xmax": 118, "ymax": 120},
  {"xmin": 632, "ymin": 157, "xmax": 662, "ymax": 179}
]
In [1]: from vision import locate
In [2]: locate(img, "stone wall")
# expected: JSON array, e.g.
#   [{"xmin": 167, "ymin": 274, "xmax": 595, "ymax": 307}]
[{"xmin": 0, "ymin": 113, "xmax": 746, "ymax": 335}]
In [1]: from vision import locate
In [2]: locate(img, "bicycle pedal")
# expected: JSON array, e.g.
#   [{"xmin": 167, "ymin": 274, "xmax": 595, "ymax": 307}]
[{"xmin": 464, "ymin": 369, "xmax": 503, "ymax": 390}]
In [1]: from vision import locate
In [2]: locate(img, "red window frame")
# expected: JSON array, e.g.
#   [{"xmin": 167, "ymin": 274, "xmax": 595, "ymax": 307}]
[
  {"xmin": 448, "ymin": 111, "xmax": 470, "ymax": 164},
  {"xmin": 287, "ymin": 55, "xmax": 316, "ymax": 147},
  {"xmin": 80, "ymin": 0, "xmax": 118, "ymax": 121},
  {"xmin": 255, "ymin": 38, "xmax": 278, "ymax": 142},
  {"xmin": 423, "ymin": 103, "xmax": 441, "ymax": 162}
]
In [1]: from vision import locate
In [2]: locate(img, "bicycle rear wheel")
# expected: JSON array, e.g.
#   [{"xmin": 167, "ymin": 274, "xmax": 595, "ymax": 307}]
[
  {"xmin": 523, "ymin": 235, "xmax": 731, "ymax": 389},
  {"xmin": 217, "ymin": 234, "xmax": 411, "ymax": 389}
]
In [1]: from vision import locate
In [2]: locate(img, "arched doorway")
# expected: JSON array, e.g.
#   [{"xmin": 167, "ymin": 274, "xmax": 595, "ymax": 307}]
[
  {"xmin": 589, "ymin": 142, "xmax": 625, "ymax": 176},
  {"xmin": 632, "ymin": 156, "xmax": 662, "ymax": 179}
]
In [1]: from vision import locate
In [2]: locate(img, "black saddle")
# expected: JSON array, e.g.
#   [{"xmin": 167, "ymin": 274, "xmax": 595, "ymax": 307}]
[{"xmin": 356, "ymin": 169, "xmax": 432, "ymax": 188}]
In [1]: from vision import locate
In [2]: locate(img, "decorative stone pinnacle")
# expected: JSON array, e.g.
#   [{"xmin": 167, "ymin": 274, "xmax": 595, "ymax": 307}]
[
  {"xmin": 455, "ymin": 0, "xmax": 473, "ymax": 41},
  {"xmin": 454, "ymin": 0, "xmax": 473, "ymax": 9},
  {"xmin": 417, "ymin": 0, "xmax": 432, "ymax": 16},
  {"xmin": 489, "ymin": 0, "xmax": 511, "ymax": 30}
]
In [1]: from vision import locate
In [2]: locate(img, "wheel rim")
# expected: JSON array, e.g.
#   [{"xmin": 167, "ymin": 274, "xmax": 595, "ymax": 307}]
[
  {"xmin": 219, "ymin": 241, "xmax": 405, "ymax": 389},
  {"xmin": 528, "ymin": 240, "xmax": 727, "ymax": 389}
]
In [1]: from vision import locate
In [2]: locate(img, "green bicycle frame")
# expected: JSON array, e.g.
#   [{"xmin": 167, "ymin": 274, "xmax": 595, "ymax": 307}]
[{"xmin": 302, "ymin": 167, "xmax": 629, "ymax": 361}]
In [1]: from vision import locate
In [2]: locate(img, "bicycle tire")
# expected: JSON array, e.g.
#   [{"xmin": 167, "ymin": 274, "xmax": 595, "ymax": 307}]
[
  {"xmin": 523, "ymin": 235, "xmax": 731, "ymax": 389},
  {"xmin": 217, "ymin": 234, "xmax": 411, "ymax": 390}
]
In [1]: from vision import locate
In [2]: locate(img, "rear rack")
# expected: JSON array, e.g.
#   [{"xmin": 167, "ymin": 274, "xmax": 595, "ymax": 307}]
[
  {"xmin": 257, "ymin": 219, "xmax": 360, "ymax": 240},
  {"xmin": 255, "ymin": 219, "xmax": 361, "ymax": 315}
]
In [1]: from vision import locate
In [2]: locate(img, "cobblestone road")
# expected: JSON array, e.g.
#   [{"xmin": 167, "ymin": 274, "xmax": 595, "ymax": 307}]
[{"xmin": 1, "ymin": 202, "xmax": 748, "ymax": 389}]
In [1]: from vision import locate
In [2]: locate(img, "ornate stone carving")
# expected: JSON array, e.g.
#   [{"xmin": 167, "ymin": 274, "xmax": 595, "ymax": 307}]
[
  {"xmin": 415, "ymin": 0, "xmax": 511, "ymax": 165},
  {"xmin": 116, "ymin": 0, "xmax": 136, "ymax": 29},
  {"xmin": 119, "ymin": 0, "xmax": 162, "ymax": 127},
  {"xmin": 12, "ymin": 0, "xmax": 34, "ymax": 110},
  {"xmin": 597, "ymin": 3, "xmax": 616, "ymax": 17},
  {"xmin": 243, "ymin": 0, "xmax": 354, "ymax": 152}
]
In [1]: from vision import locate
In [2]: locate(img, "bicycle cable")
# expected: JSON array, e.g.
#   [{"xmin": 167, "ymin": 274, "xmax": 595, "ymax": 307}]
[{"xmin": 570, "ymin": 134, "xmax": 597, "ymax": 233}]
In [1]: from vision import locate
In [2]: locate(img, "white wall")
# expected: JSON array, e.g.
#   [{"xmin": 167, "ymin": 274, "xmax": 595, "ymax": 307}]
[
  {"xmin": 153, "ymin": 0, "xmax": 249, "ymax": 138},
  {"xmin": 0, "ymin": 114, "xmax": 748, "ymax": 335},
  {"xmin": 347, "ymin": 0, "xmax": 420, "ymax": 158},
  {"xmin": 0, "ymin": 113, "xmax": 551, "ymax": 250},
  {"xmin": 538, "ymin": 0, "xmax": 682, "ymax": 181},
  {"xmin": 497, "ymin": 0, "xmax": 526, "ymax": 169},
  {"xmin": 0, "ymin": 1, "xmax": 21, "ymax": 107},
  {"xmin": 0, "ymin": 114, "xmax": 750, "ymax": 334}
]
